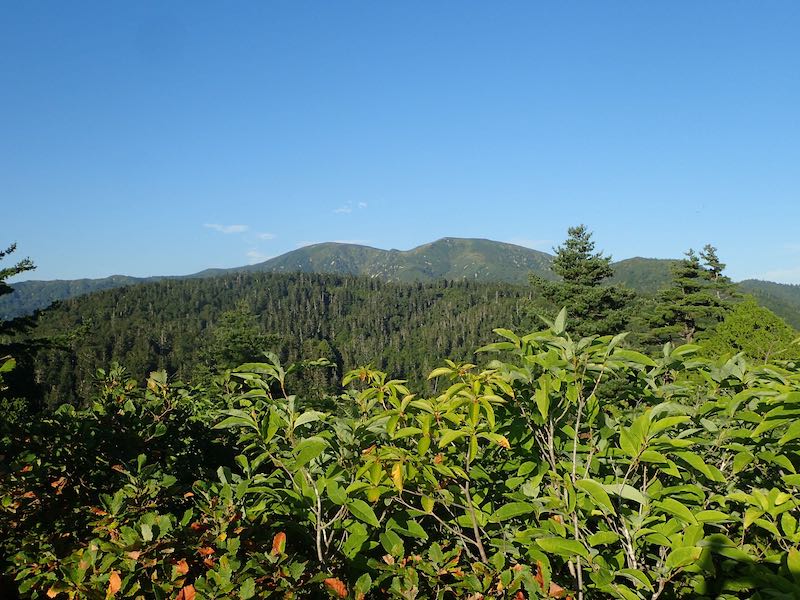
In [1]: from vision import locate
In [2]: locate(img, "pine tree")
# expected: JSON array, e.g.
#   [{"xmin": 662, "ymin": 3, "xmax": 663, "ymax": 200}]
[
  {"xmin": 0, "ymin": 243, "xmax": 36, "ymax": 393},
  {"xmin": 529, "ymin": 225, "xmax": 635, "ymax": 337},
  {"xmin": 647, "ymin": 245, "xmax": 736, "ymax": 345}
]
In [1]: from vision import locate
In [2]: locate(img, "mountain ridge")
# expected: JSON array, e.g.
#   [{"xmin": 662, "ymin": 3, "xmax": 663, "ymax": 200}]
[{"xmin": 2, "ymin": 237, "xmax": 799, "ymax": 327}]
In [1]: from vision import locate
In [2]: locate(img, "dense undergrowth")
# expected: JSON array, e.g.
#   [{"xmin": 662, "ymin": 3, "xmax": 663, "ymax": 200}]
[{"xmin": 3, "ymin": 313, "xmax": 800, "ymax": 598}]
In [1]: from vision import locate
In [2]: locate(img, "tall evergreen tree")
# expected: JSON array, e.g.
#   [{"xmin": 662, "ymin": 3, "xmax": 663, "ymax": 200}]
[
  {"xmin": 1, "ymin": 243, "xmax": 36, "ymax": 352},
  {"xmin": 529, "ymin": 225, "xmax": 635, "ymax": 337},
  {"xmin": 647, "ymin": 245, "xmax": 736, "ymax": 345},
  {"xmin": 0, "ymin": 243, "xmax": 35, "ymax": 402}
]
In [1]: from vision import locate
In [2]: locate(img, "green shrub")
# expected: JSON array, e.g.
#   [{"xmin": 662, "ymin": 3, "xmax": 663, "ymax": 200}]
[{"xmin": 4, "ymin": 317, "xmax": 800, "ymax": 598}]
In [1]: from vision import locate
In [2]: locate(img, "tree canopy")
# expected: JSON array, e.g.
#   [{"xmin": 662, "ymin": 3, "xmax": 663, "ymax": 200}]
[{"xmin": 529, "ymin": 225, "xmax": 635, "ymax": 337}]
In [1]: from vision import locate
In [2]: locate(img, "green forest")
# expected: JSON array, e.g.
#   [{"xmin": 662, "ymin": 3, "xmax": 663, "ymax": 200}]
[{"xmin": 3, "ymin": 228, "xmax": 800, "ymax": 599}]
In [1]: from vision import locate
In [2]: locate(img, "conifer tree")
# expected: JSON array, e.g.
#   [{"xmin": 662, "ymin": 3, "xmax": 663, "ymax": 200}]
[
  {"xmin": 0, "ymin": 243, "xmax": 35, "ymax": 392},
  {"xmin": 529, "ymin": 225, "xmax": 635, "ymax": 337},
  {"xmin": 647, "ymin": 245, "xmax": 736, "ymax": 345}
]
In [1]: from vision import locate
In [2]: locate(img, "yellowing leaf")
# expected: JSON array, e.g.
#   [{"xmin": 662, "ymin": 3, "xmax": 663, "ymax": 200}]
[{"xmin": 391, "ymin": 462, "xmax": 403, "ymax": 491}]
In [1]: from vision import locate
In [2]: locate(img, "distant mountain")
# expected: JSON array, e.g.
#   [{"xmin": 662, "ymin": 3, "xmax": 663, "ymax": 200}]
[
  {"xmin": 609, "ymin": 257, "xmax": 676, "ymax": 294},
  {"xmin": 0, "ymin": 275, "xmax": 161, "ymax": 321},
  {"xmin": 2, "ymin": 238, "xmax": 798, "ymax": 327},
  {"xmin": 244, "ymin": 238, "xmax": 556, "ymax": 284}
]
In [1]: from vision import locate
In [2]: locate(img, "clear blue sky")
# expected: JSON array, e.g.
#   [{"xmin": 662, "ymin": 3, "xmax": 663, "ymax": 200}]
[{"xmin": 3, "ymin": 2, "xmax": 799, "ymax": 283}]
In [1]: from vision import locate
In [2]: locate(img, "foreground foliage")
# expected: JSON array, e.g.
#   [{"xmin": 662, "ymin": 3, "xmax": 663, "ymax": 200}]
[{"xmin": 3, "ymin": 314, "xmax": 800, "ymax": 598}]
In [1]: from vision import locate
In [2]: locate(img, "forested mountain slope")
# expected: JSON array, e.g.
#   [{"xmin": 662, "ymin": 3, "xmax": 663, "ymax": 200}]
[
  {"xmin": 3, "ymin": 238, "xmax": 799, "ymax": 326},
  {"xmin": 739, "ymin": 279, "xmax": 800, "ymax": 328},
  {"xmin": 0, "ymin": 239, "xmax": 553, "ymax": 319},
  {"xmin": 18, "ymin": 273, "xmax": 534, "ymax": 407}
]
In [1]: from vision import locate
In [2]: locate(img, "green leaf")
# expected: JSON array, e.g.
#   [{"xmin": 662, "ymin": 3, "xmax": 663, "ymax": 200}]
[
  {"xmin": 577, "ymin": 479, "xmax": 616, "ymax": 514},
  {"xmin": 491, "ymin": 501, "xmax": 536, "ymax": 522},
  {"xmin": 326, "ymin": 480, "xmax": 348, "ymax": 505},
  {"xmin": 787, "ymin": 548, "xmax": 800, "ymax": 582},
  {"xmin": 673, "ymin": 452, "xmax": 725, "ymax": 482},
  {"xmin": 536, "ymin": 536, "xmax": 590, "ymax": 560},
  {"xmin": 494, "ymin": 328, "xmax": 521, "ymax": 344},
  {"xmin": 617, "ymin": 569, "xmax": 654, "ymax": 592},
  {"xmin": 603, "ymin": 483, "xmax": 647, "ymax": 505},
  {"xmin": 293, "ymin": 410, "xmax": 325, "ymax": 429},
  {"xmin": 695, "ymin": 510, "xmax": 731, "ymax": 523},
  {"xmin": 428, "ymin": 367, "xmax": 454, "ymax": 379},
  {"xmin": 650, "ymin": 415, "xmax": 690, "ymax": 435},
  {"xmin": 588, "ymin": 531, "xmax": 620, "ymax": 546},
  {"xmin": 535, "ymin": 387, "xmax": 549, "ymax": 420},
  {"xmin": 657, "ymin": 498, "xmax": 698, "ymax": 525},
  {"xmin": 438, "ymin": 429, "xmax": 467, "ymax": 447},
  {"xmin": 614, "ymin": 349, "xmax": 657, "ymax": 367},
  {"xmin": 553, "ymin": 308, "xmax": 567, "ymax": 334},
  {"xmin": 348, "ymin": 499, "xmax": 380, "ymax": 527},
  {"xmin": 293, "ymin": 437, "xmax": 328, "ymax": 468},
  {"xmin": 214, "ymin": 410, "xmax": 259, "ymax": 432},
  {"xmin": 140, "ymin": 523, "xmax": 153, "ymax": 542},
  {"xmin": 779, "ymin": 421, "xmax": 800, "ymax": 445},
  {"xmin": 354, "ymin": 574, "xmax": 373, "ymax": 597},
  {"xmin": 240, "ymin": 578, "xmax": 256, "ymax": 600},
  {"xmin": 666, "ymin": 546, "xmax": 702, "ymax": 570}
]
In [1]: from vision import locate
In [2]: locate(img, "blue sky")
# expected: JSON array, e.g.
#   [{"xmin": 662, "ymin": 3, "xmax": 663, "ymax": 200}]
[{"xmin": 3, "ymin": 2, "xmax": 799, "ymax": 283}]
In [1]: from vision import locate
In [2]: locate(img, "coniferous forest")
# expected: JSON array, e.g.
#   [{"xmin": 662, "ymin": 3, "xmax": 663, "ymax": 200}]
[{"xmin": 3, "ymin": 229, "xmax": 800, "ymax": 599}]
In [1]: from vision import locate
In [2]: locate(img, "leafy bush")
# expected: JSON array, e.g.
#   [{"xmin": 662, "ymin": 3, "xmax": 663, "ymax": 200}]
[{"xmin": 3, "ymin": 316, "xmax": 800, "ymax": 598}]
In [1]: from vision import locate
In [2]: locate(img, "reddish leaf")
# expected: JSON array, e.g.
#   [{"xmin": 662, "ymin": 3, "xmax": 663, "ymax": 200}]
[
  {"xmin": 21, "ymin": 464, "xmax": 33, "ymax": 473},
  {"xmin": 324, "ymin": 578, "xmax": 348, "ymax": 598},
  {"xmin": 176, "ymin": 585, "xmax": 196, "ymax": 600},
  {"xmin": 549, "ymin": 581, "xmax": 566, "ymax": 598},
  {"xmin": 176, "ymin": 559, "xmax": 189, "ymax": 575},
  {"xmin": 534, "ymin": 561, "xmax": 545, "ymax": 592},
  {"xmin": 197, "ymin": 546, "xmax": 215, "ymax": 556},
  {"xmin": 271, "ymin": 532, "xmax": 287, "ymax": 555},
  {"xmin": 107, "ymin": 571, "xmax": 122, "ymax": 596}
]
